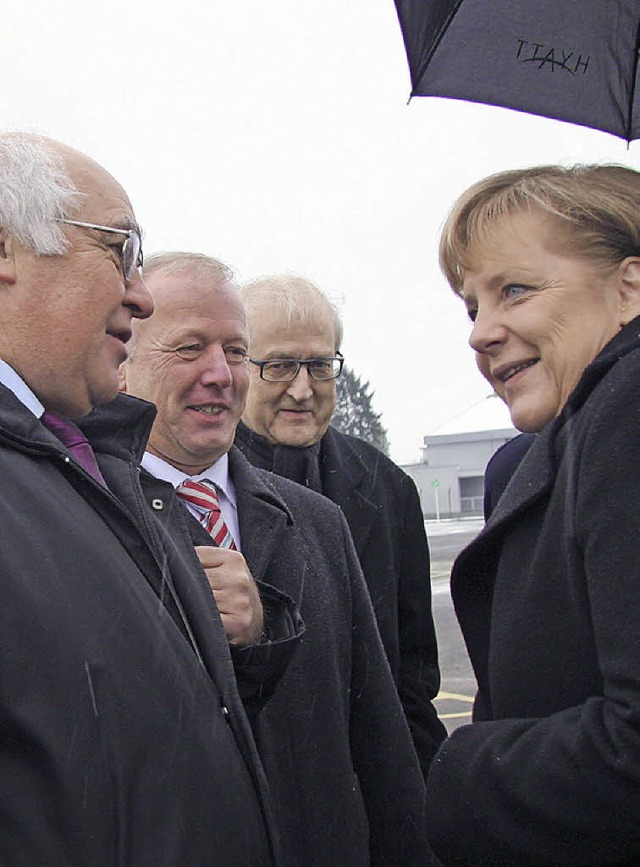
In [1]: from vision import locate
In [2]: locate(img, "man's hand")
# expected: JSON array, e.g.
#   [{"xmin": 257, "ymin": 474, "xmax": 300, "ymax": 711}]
[{"xmin": 194, "ymin": 545, "xmax": 264, "ymax": 646}]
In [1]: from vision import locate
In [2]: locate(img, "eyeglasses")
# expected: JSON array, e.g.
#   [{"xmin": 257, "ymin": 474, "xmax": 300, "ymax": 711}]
[
  {"xmin": 57, "ymin": 219, "xmax": 143, "ymax": 280},
  {"xmin": 249, "ymin": 352, "xmax": 344, "ymax": 382}
]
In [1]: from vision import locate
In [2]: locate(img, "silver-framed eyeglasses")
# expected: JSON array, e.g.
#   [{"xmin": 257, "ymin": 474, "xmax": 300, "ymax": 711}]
[
  {"xmin": 249, "ymin": 352, "xmax": 344, "ymax": 382},
  {"xmin": 57, "ymin": 219, "xmax": 143, "ymax": 280}
]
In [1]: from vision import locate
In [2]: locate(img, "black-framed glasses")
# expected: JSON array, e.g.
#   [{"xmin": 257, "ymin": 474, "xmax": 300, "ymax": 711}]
[
  {"xmin": 57, "ymin": 219, "xmax": 143, "ymax": 280},
  {"xmin": 249, "ymin": 352, "xmax": 344, "ymax": 382}
]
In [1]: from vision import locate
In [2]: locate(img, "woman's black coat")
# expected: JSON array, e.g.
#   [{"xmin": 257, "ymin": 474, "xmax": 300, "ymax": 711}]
[{"xmin": 426, "ymin": 319, "xmax": 640, "ymax": 866}]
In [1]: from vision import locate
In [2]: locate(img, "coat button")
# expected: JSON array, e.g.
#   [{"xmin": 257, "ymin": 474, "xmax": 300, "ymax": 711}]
[{"xmin": 151, "ymin": 498, "xmax": 164, "ymax": 510}]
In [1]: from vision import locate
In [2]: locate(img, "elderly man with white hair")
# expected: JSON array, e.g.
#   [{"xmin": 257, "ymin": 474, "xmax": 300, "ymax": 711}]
[
  {"xmin": 236, "ymin": 274, "xmax": 447, "ymax": 779},
  {"xmin": 0, "ymin": 133, "xmax": 282, "ymax": 866}
]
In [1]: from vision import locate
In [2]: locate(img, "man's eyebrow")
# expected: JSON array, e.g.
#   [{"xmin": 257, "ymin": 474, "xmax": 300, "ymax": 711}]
[
  {"xmin": 125, "ymin": 217, "xmax": 143, "ymax": 237},
  {"xmin": 108, "ymin": 216, "xmax": 143, "ymax": 237},
  {"xmin": 262, "ymin": 351, "xmax": 298, "ymax": 359}
]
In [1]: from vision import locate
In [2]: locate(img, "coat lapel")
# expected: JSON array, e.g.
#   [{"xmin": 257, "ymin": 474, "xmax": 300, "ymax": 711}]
[
  {"xmin": 454, "ymin": 422, "xmax": 556, "ymax": 588},
  {"xmin": 228, "ymin": 447, "xmax": 294, "ymax": 582},
  {"xmin": 450, "ymin": 426, "xmax": 557, "ymax": 716},
  {"xmin": 320, "ymin": 428, "xmax": 378, "ymax": 559},
  {"xmin": 486, "ymin": 426, "xmax": 555, "ymax": 532}
]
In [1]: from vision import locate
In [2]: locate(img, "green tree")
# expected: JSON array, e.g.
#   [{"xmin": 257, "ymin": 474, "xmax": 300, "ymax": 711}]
[{"xmin": 333, "ymin": 366, "xmax": 390, "ymax": 455}]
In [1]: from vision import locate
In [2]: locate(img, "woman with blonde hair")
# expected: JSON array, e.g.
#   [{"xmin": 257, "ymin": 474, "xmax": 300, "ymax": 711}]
[{"xmin": 426, "ymin": 164, "xmax": 640, "ymax": 866}]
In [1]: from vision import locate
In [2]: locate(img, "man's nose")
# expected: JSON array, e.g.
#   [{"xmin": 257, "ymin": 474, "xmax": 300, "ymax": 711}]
[
  {"xmin": 200, "ymin": 345, "xmax": 233, "ymax": 388},
  {"xmin": 125, "ymin": 271, "xmax": 154, "ymax": 320},
  {"xmin": 286, "ymin": 365, "xmax": 314, "ymax": 400}
]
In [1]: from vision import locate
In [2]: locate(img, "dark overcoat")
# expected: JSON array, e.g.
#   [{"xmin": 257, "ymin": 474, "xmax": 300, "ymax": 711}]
[
  {"xmin": 148, "ymin": 445, "xmax": 435, "ymax": 867},
  {"xmin": 483, "ymin": 432, "xmax": 535, "ymax": 519},
  {"xmin": 0, "ymin": 389, "xmax": 277, "ymax": 866},
  {"xmin": 426, "ymin": 319, "xmax": 640, "ymax": 866},
  {"xmin": 236, "ymin": 422, "xmax": 447, "ymax": 777}
]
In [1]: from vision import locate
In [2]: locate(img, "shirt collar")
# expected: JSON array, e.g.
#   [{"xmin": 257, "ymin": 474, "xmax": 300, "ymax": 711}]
[
  {"xmin": 0, "ymin": 359, "xmax": 45, "ymax": 418},
  {"xmin": 141, "ymin": 451, "xmax": 236, "ymax": 507}
]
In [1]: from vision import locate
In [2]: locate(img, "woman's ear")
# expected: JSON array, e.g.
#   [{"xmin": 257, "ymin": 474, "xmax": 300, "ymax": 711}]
[
  {"xmin": 0, "ymin": 229, "xmax": 17, "ymax": 286},
  {"xmin": 618, "ymin": 257, "xmax": 640, "ymax": 325}
]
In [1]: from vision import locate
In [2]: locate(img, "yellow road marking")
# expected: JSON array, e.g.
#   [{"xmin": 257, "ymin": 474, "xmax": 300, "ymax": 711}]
[{"xmin": 435, "ymin": 691, "xmax": 475, "ymax": 703}]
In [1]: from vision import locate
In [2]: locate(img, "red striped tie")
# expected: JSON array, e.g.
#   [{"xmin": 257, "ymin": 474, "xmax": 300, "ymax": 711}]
[{"xmin": 175, "ymin": 479, "xmax": 237, "ymax": 550}]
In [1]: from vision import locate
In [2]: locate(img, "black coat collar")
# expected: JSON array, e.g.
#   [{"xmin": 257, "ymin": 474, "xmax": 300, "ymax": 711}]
[
  {"xmin": 79, "ymin": 393, "xmax": 156, "ymax": 464},
  {"xmin": 459, "ymin": 316, "xmax": 640, "ymax": 569}
]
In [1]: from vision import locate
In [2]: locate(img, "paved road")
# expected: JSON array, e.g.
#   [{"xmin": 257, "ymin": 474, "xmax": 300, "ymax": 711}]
[
  {"xmin": 426, "ymin": 518, "xmax": 484, "ymax": 732},
  {"xmin": 427, "ymin": 517, "xmax": 484, "ymax": 569}
]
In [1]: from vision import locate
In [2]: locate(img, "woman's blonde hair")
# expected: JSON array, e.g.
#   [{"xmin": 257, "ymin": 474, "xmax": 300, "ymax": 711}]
[{"xmin": 439, "ymin": 164, "xmax": 640, "ymax": 296}]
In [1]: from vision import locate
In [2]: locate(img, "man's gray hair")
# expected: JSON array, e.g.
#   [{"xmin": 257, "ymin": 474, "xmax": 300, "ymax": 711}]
[
  {"xmin": 241, "ymin": 274, "xmax": 343, "ymax": 350},
  {"xmin": 0, "ymin": 133, "xmax": 80, "ymax": 255},
  {"xmin": 142, "ymin": 251, "xmax": 235, "ymax": 285}
]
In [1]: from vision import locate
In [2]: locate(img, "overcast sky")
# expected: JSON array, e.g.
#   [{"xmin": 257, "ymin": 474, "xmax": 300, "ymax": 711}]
[{"xmin": 7, "ymin": 0, "xmax": 640, "ymax": 462}]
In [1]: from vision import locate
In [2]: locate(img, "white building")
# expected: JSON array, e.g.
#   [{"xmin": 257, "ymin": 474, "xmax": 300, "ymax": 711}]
[{"xmin": 401, "ymin": 394, "xmax": 517, "ymax": 518}]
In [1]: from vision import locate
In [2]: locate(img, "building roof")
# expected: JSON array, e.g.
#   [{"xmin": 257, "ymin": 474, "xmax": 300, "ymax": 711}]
[{"xmin": 428, "ymin": 392, "xmax": 516, "ymax": 437}]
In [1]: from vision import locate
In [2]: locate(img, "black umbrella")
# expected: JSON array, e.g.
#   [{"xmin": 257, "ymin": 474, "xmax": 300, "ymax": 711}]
[{"xmin": 393, "ymin": 0, "xmax": 640, "ymax": 143}]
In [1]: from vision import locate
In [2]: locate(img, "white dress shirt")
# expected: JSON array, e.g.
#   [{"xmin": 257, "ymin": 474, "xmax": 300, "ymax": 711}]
[
  {"xmin": 142, "ymin": 451, "xmax": 242, "ymax": 550},
  {"xmin": 0, "ymin": 359, "xmax": 44, "ymax": 418}
]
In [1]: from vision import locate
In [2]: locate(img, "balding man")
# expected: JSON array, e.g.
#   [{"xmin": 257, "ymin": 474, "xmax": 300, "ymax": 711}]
[
  {"xmin": 236, "ymin": 274, "xmax": 447, "ymax": 778},
  {"xmin": 0, "ymin": 134, "xmax": 278, "ymax": 866}
]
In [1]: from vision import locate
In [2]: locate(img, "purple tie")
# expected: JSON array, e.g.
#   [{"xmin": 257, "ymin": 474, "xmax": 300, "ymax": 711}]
[{"xmin": 41, "ymin": 412, "xmax": 106, "ymax": 486}]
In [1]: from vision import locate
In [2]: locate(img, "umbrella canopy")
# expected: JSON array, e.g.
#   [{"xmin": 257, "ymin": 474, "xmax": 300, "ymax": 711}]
[{"xmin": 393, "ymin": 0, "xmax": 640, "ymax": 143}]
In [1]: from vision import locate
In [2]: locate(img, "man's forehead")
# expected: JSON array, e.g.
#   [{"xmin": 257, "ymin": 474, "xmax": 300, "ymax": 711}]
[
  {"xmin": 142, "ymin": 274, "xmax": 247, "ymax": 333},
  {"xmin": 251, "ymin": 304, "xmax": 335, "ymax": 344},
  {"xmin": 62, "ymin": 146, "xmax": 137, "ymax": 228},
  {"xmin": 148, "ymin": 266, "xmax": 244, "ymax": 306}
]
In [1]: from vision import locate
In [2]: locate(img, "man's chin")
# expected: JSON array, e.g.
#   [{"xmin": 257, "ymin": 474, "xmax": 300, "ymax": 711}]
[
  {"xmin": 75, "ymin": 385, "xmax": 118, "ymax": 419},
  {"xmin": 88, "ymin": 367, "xmax": 122, "ymax": 411},
  {"xmin": 272, "ymin": 424, "xmax": 322, "ymax": 449},
  {"xmin": 188, "ymin": 435, "xmax": 233, "ymax": 465}
]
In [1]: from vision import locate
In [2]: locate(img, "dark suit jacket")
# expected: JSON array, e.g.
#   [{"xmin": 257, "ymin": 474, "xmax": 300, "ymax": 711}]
[
  {"xmin": 143, "ymin": 446, "xmax": 434, "ymax": 866},
  {"xmin": 236, "ymin": 422, "xmax": 447, "ymax": 777},
  {"xmin": 425, "ymin": 319, "xmax": 640, "ymax": 866}
]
